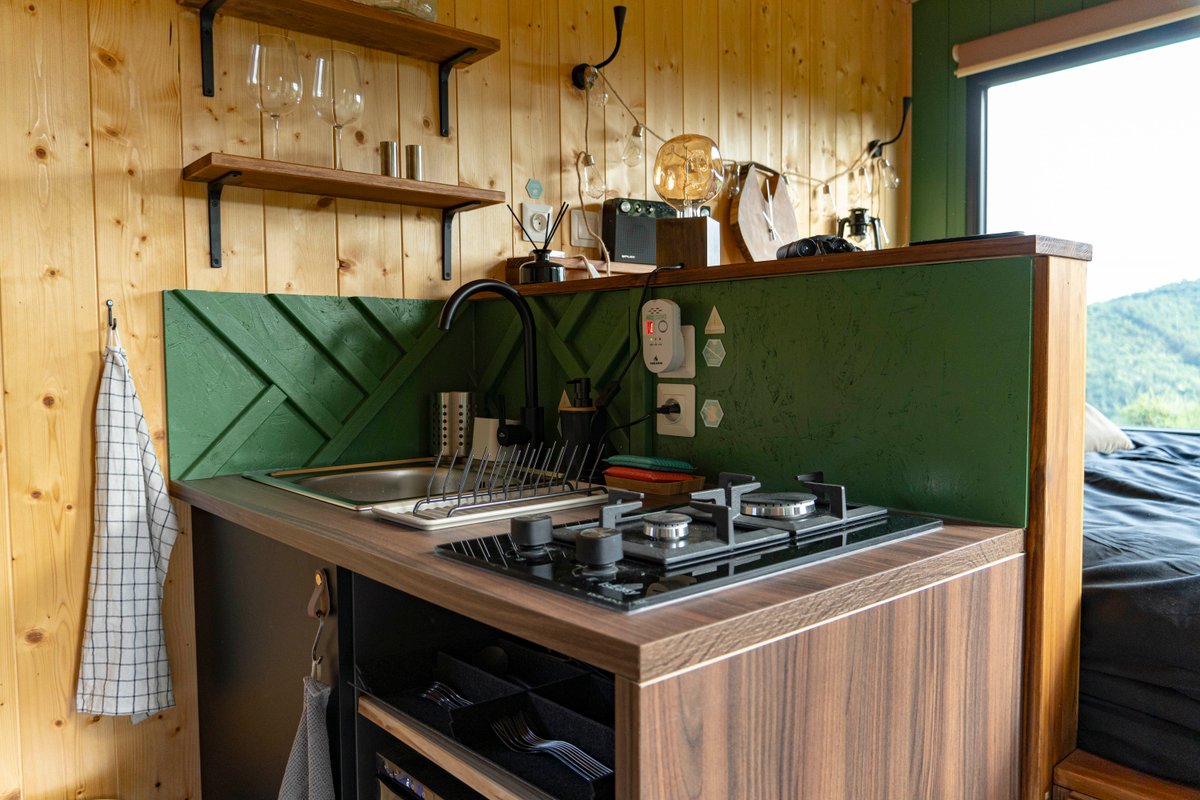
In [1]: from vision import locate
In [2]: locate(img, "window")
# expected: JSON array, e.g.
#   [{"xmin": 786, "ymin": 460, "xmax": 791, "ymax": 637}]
[{"xmin": 969, "ymin": 20, "xmax": 1200, "ymax": 428}]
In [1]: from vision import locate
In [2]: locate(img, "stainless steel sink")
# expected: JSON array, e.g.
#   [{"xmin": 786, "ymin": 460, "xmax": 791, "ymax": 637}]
[
  {"xmin": 245, "ymin": 445, "xmax": 610, "ymax": 529},
  {"xmin": 244, "ymin": 459, "xmax": 473, "ymax": 511}
]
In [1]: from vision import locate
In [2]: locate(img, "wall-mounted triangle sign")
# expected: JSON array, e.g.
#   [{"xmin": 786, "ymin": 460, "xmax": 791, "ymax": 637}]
[{"xmin": 705, "ymin": 307, "xmax": 726, "ymax": 335}]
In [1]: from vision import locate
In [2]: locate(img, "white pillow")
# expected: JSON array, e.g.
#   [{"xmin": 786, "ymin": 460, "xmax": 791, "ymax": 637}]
[{"xmin": 1084, "ymin": 403, "xmax": 1134, "ymax": 453}]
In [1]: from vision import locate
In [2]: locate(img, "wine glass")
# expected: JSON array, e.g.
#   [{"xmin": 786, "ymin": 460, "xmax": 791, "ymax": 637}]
[
  {"xmin": 246, "ymin": 35, "xmax": 303, "ymax": 160},
  {"xmin": 312, "ymin": 49, "xmax": 364, "ymax": 170}
]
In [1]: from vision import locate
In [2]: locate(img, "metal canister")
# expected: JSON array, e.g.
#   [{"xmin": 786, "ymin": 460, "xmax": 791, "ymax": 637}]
[
  {"xmin": 431, "ymin": 391, "xmax": 477, "ymax": 456},
  {"xmin": 380, "ymin": 140, "xmax": 400, "ymax": 177}
]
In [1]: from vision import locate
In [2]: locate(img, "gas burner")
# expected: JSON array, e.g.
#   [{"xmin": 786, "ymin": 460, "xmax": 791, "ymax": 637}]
[
  {"xmin": 436, "ymin": 471, "xmax": 944, "ymax": 611},
  {"xmin": 643, "ymin": 511, "xmax": 691, "ymax": 541},
  {"xmin": 740, "ymin": 492, "xmax": 817, "ymax": 520}
]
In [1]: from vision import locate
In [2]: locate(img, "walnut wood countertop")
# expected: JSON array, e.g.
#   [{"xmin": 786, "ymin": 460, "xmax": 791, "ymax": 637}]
[
  {"xmin": 511, "ymin": 234, "xmax": 1091, "ymax": 298},
  {"xmin": 172, "ymin": 476, "xmax": 1023, "ymax": 682}
]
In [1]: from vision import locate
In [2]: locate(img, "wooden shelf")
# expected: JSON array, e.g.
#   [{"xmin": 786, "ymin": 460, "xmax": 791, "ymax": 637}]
[
  {"xmin": 179, "ymin": 0, "xmax": 499, "ymax": 66},
  {"xmin": 183, "ymin": 153, "xmax": 504, "ymax": 208},
  {"xmin": 358, "ymin": 695, "xmax": 558, "ymax": 800},
  {"xmin": 182, "ymin": 152, "xmax": 504, "ymax": 272},
  {"xmin": 180, "ymin": 0, "xmax": 499, "ymax": 134}
]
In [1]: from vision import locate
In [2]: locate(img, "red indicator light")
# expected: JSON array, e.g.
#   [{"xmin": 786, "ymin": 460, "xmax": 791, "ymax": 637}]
[{"xmin": 645, "ymin": 320, "xmax": 655, "ymax": 335}]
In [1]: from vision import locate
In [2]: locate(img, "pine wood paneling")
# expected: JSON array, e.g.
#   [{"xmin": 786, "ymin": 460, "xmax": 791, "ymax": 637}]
[
  {"xmin": 335, "ymin": 44, "xmax": 404, "ymax": 298},
  {"xmin": 179, "ymin": 11, "xmax": 267, "ymax": 292},
  {"xmin": 601, "ymin": 0, "xmax": 645, "ymax": 201},
  {"xmin": 0, "ymin": 1, "xmax": 114, "ymax": 796},
  {"xmin": 455, "ymin": 0, "xmax": 512, "ymax": 284},
  {"xmin": 87, "ymin": 0, "xmax": 195, "ymax": 794},
  {"xmin": 0, "ymin": 0, "xmax": 913, "ymax": 794}
]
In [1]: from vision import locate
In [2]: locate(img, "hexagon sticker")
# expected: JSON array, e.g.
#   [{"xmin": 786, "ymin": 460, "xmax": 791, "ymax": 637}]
[
  {"xmin": 701, "ymin": 399, "xmax": 724, "ymax": 428},
  {"xmin": 702, "ymin": 338, "xmax": 726, "ymax": 368},
  {"xmin": 525, "ymin": 178, "xmax": 544, "ymax": 199}
]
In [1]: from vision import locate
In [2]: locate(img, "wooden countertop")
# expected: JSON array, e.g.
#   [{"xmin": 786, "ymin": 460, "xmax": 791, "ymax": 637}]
[
  {"xmin": 172, "ymin": 476, "xmax": 1023, "ymax": 682},
  {"xmin": 511, "ymin": 234, "xmax": 1092, "ymax": 298}
]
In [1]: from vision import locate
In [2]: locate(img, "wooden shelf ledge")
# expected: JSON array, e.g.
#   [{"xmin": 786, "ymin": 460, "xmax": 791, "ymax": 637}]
[
  {"xmin": 358, "ymin": 695, "xmax": 557, "ymax": 800},
  {"xmin": 182, "ymin": 153, "xmax": 505, "ymax": 209},
  {"xmin": 182, "ymin": 153, "xmax": 503, "ymax": 273},
  {"xmin": 179, "ymin": 0, "xmax": 499, "ymax": 66}
]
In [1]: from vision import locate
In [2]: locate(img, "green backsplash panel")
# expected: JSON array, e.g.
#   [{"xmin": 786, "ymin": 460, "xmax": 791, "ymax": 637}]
[
  {"xmin": 472, "ymin": 289, "xmax": 648, "ymax": 456},
  {"xmin": 651, "ymin": 259, "xmax": 1034, "ymax": 526},
  {"xmin": 164, "ymin": 290, "xmax": 476, "ymax": 479}
]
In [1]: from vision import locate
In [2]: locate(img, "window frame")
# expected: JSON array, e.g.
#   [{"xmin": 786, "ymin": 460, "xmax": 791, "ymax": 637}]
[{"xmin": 965, "ymin": 17, "xmax": 1200, "ymax": 235}]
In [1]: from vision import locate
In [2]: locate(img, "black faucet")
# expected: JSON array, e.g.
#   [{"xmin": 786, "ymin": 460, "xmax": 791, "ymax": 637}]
[{"xmin": 438, "ymin": 279, "xmax": 544, "ymax": 445}]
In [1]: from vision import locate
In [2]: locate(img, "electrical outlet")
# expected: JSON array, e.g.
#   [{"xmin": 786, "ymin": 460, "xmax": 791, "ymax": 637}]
[
  {"xmin": 521, "ymin": 203, "xmax": 553, "ymax": 243},
  {"xmin": 570, "ymin": 209, "xmax": 600, "ymax": 247},
  {"xmin": 656, "ymin": 383, "xmax": 696, "ymax": 438}
]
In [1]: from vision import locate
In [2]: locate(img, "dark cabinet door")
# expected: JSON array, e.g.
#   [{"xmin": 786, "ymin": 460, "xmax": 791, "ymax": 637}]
[{"xmin": 192, "ymin": 509, "xmax": 346, "ymax": 799}]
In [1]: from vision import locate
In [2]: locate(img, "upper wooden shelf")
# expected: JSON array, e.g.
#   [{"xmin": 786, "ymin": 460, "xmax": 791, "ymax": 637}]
[
  {"xmin": 182, "ymin": 152, "xmax": 505, "ymax": 209},
  {"xmin": 182, "ymin": 153, "xmax": 503, "ymax": 273},
  {"xmin": 178, "ymin": 0, "xmax": 500, "ymax": 66}
]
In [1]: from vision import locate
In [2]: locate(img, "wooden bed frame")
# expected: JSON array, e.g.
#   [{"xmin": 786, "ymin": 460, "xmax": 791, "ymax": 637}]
[
  {"xmin": 1054, "ymin": 750, "xmax": 1200, "ymax": 800},
  {"xmin": 1031, "ymin": 254, "xmax": 1198, "ymax": 799}
]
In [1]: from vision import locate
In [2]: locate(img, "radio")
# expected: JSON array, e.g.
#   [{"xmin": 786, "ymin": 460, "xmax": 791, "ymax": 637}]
[{"xmin": 601, "ymin": 197, "xmax": 676, "ymax": 264}]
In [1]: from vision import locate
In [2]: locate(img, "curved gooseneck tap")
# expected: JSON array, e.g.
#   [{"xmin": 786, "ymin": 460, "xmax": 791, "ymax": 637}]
[{"xmin": 438, "ymin": 279, "xmax": 543, "ymax": 445}]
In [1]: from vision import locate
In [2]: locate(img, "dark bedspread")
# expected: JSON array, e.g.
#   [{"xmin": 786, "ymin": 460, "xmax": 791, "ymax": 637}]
[{"xmin": 1078, "ymin": 429, "xmax": 1200, "ymax": 787}]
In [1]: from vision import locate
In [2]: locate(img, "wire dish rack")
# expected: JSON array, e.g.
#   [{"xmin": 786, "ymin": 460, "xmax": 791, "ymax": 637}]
[{"xmin": 371, "ymin": 443, "xmax": 609, "ymax": 531}]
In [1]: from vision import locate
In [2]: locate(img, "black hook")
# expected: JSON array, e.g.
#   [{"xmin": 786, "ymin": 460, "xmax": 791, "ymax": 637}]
[
  {"xmin": 106, "ymin": 299, "xmax": 117, "ymax": 331},
  {"xmin": 571, "ymin": 6, "xmax": 627, "ymax": 90},
  {"xmin": 869, "ymin": 96, "xmax": 912, "ymax": 158}
]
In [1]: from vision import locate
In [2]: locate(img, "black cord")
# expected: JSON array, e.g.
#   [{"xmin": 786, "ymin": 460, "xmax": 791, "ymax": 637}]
[{"xmin": 596, "ymin": 263, "xmax": 682, "ymax": 409}]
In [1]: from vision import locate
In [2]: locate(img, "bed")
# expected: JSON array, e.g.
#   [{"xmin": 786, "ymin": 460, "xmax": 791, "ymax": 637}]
[{"xmin": 1075, "ymin": 427, "xmax": 1200, "ymax": 790}]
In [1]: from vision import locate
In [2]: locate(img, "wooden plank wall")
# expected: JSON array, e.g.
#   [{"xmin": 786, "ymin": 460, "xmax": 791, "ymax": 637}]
[{"xmin": 0, "ymin": 0, "xmax": 911, "ymax": 796}]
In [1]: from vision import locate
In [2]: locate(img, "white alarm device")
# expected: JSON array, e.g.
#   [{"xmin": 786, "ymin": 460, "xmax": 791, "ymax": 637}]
[{"xmin": 641, "ymin": 299, "xmax": 684, "ymax": 373}]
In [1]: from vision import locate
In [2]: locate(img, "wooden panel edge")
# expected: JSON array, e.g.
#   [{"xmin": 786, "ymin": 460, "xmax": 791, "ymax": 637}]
[
  {"xmin": 1022, "ymin": 256, "xmax": 1087, "ymax": 800},
  {"xmin": 1055, "ymin": 749, "xmax": 1200, "ymax": 800}
]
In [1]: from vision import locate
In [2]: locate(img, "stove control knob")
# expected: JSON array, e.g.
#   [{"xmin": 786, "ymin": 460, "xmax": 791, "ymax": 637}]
[
  {"xmin": 575, "ymin": 526, "xmax": 623, "ymax": 575},
  {"xmin": 511, "ymin": 514, "xmax": 553, "ymax": 559}
]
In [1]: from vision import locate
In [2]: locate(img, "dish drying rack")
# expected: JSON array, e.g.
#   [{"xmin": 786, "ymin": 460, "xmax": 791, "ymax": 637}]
[{"xmin": 371, "ymin": 442, "xmax": 611, "ymax": 531}]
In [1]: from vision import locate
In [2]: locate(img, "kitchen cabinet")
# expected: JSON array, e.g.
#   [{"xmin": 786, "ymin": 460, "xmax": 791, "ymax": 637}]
[{"xmin": 177, "ymin": 476, "xmax": 1025, "ymax": 799}]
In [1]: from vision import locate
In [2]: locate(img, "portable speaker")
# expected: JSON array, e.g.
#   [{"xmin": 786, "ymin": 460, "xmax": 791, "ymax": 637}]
[{"xmin": 601, "ymin": 197, "xmax": 676, "ymax": 263}]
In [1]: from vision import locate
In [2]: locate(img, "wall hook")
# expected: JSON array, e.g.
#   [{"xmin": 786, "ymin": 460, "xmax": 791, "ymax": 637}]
[
  {"xmin": 571, "ymin": 5, "xmax": 627, "ymax": 90},
  {"xmin": 868, "ymin": 96, "xmax": 913, "ymax": 158},
  {"xmin": 106, "ymin": 299, "xmax": 117, "ymax": 331}
]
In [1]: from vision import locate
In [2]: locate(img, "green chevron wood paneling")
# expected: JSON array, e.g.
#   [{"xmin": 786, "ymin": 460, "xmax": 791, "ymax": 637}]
[{"xmin": 164, "ymin": 290, "xmax": 477, "ymax": 479}]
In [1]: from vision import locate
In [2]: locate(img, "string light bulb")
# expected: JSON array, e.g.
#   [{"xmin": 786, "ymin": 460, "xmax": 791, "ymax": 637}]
[
  {"xmin": 877, "ymin": 156, "xmax": 900, "ymax": 190},
  {"xmin": 581, "ymin": 153, "xmax": 606, "ymax": 199},
  {"xmin": 817, "ymin": 183, "xmax": 834, "ymax": 218},
  {"xmin": 621, "ymin": 124, "xmax": 645, "ymax": 167}
]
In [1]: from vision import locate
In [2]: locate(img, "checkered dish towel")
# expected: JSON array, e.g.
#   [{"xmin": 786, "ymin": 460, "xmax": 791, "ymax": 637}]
[{"xmin": 77, "ymin": 328, "xmax": 179, "ymax": 721}]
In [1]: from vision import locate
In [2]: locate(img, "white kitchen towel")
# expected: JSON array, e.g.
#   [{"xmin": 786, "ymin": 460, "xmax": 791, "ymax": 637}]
[
  {"xmin": 278, "ymin": 677, "xmax": 336, "ymax": 800},
  {"xmin": 76, "ymin": 327, "xmax": 179, "ymax": 720}
]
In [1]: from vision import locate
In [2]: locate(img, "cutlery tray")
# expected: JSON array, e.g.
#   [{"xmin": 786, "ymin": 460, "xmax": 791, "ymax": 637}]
[{"xmin": 371, "ymin": 639, "xmax": 615, "ymax": 800}]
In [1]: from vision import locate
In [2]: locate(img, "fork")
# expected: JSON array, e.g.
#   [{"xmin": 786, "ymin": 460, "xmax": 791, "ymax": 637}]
[
  {"xmin": 419, "ymin": 680, "xmax": 471, "ymax": 711},
  {"xmin": 491, "ymin": 713, "xmax": 612, "ymax": 780}
]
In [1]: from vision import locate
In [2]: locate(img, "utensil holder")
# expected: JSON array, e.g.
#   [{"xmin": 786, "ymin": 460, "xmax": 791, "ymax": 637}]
[{"xmin": 431, "ymin": 391, "xmax": 477, "ymax": 457}]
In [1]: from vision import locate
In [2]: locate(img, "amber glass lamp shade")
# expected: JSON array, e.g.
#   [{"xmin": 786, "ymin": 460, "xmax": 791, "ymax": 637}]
[{"xmin": 652, "ymin": 134, "xmax": 724, "ymax": 217}]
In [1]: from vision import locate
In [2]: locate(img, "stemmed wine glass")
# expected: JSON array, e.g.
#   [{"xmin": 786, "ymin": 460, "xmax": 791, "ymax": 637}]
[
  {"xmin": 246, "ymin": 35, "xmax": 303, "ymax": 160},
  {"xmin": 312, "ymin": 49, "xmax": 364, "ymax": 170}
]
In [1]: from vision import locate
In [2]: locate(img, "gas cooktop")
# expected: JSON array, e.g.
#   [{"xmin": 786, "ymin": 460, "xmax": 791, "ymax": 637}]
[{"xmin": 436, "ymin": 472, "xmax": 943, "ymax": 611}]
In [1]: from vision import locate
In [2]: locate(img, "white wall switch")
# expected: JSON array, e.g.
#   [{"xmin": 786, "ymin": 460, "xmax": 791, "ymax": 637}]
[{"xmin": 570, "ymin": 209, "xmax": 600, "ymax": 247}]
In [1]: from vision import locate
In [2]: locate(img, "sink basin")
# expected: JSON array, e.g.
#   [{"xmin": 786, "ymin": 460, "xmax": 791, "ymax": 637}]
[{"xmin": 244, "ymin": 459, "xmax": 478, "ymax": 511}]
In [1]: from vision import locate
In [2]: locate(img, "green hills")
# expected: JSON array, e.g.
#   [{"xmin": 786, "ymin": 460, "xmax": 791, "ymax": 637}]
[{"xmin": 1087, "ymin": 278, "xmax": 1200, "ymax": 428}]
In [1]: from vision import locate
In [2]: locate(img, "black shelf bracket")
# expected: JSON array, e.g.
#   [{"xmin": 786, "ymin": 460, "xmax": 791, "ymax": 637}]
[
  {"xmin": 206, "ymin": 170, "xmax": 242, "ymax": 269},
  {"xmin": 199, "ymin": 0, "xmax": 228, "ymax": 98},
  {"xmin": 441, "ymin": 201, "xmax": 480, "ymax": 280},
  {"xmin": 437, "ymin": 48, "xmax": 477, "ymax": 137}
]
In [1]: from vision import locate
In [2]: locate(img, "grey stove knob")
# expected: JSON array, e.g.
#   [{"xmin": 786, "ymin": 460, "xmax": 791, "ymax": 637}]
[
  {"xmin": 511, "ymin": 514, "xmax": 554, "ymax": 560},
  {"xmin": 575, "ymin": 526, "xmax": 623, "ymax": 574}
]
